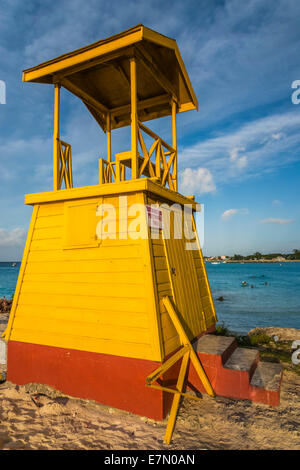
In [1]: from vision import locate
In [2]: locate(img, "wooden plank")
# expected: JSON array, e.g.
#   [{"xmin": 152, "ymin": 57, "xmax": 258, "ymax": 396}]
[
  {"xmin": 162, "ymin": 296, "xmax": 214, "ymax": 397},
  {"xmin": 21, "ymin": 280, "xmax": 146, "ymax": 299},
  {"xmin": 12, "ymin": 316, "xmax": 150, "ymax": 344},
  {"xmin": 152, "ymin": 245, "xmax": 165, "ymax": 257},
  {"xmin": 25, "ymin": 258, "xmax": 145, "ymax": 274},
  {"xmin": 145, "ymin": 345, "xmax": 189, "ymax": 384},
  {"xmin": 35, "ymin": 214, "xmax": 64, "ymax": 229},
  {"xmin": 156, "ymin": 269, "xmax": 170, "ymax": 284},
  {"xmin": 154, "ymin": 256, "xmax": 168, "ymax": 271},
  {"xmin": 27, "ymin": 244, "xmax": 143, "ymax": 262},
  {"xmin": 18, "ymin": 292, "xmax": 148, "ymax": 314},
  {"xmin": 32, "ymin": 226, "xmax": 62, "ymax": 240},
  {"xmin": 164, "ymin": 352, "xmax": 189, "ymax": 444},
  {"xmin": 3, "ymin": 206, "xmax": 39, "ymax": 341},
  {"xmin": 10, "ymin": 329, "xmax": 155, "ymax": 361},
  {"xmin": 23, "ymin": 271, "xmax": 145, "ymax": 285},
  {"xmin": 16, "ymin": 304, "xmax": 149, "ymax": 328}
]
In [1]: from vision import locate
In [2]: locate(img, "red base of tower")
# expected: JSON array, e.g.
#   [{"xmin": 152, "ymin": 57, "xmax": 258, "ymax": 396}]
[{"xmin": 7, "ymin": 327, "xmax": 216, "ymax": 420}]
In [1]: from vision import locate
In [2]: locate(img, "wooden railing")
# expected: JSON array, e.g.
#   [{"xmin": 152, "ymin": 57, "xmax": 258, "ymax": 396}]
[
  {"xmin": 57, "ymin": 139, "xmax": 73, "ymax": 189},
  {"xmin": 138, "ymin": 121, "xmax": 177, "ymax": 191},
  {"xmin": 98, "ymin": 122, "xmax": 177, "ymax": 190},
  {"xmin": 99, "ymin": 158, "xmax": 126, "ymax": 184}
]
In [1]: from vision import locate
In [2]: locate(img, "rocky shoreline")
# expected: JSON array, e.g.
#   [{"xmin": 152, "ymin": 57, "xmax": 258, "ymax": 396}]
[
  {"xmin": 0, "ymin": 297, "xmax": 12, "ymax": 314},
  {"xmin": 248, "ymin": 326, "xmax": 300, "ymax": 342}
]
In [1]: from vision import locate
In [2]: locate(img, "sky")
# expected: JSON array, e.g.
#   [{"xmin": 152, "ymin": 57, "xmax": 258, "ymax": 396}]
[{"xmin": 0, "ymin": 0, "xmax": 300, "ymax": 259}]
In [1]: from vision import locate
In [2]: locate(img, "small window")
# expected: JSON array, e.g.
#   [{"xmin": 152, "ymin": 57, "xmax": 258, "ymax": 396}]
[{"xmin": 63, "ymin": 199, "xmax": 101, "ymax": 249}]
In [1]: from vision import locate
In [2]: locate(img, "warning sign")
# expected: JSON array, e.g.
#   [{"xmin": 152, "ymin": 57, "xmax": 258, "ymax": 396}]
[{"xmin": 145, "ymin": 205, "xmax": 163, "ymax": 229}]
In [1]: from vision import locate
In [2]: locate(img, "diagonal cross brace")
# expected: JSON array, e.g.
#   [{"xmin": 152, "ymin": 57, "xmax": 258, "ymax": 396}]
[{"xmin": 145, "ymin": 295, "xmax": 215, "ymax": 444}]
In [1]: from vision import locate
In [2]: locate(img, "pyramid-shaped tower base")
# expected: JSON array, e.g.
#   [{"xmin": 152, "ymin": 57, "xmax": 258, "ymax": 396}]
[{"xmin": 5, "ymin": 179, "xmax": 217, "ymax": 420}]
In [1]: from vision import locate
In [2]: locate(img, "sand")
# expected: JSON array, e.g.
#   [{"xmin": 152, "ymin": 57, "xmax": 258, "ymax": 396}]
[
  {"xmin": 0, "ymin": 369, "xmax": 299, "ymax": 450},
  {"xmin": 0, "ymin": 313, "xmax": 299, "ymax": 450}
]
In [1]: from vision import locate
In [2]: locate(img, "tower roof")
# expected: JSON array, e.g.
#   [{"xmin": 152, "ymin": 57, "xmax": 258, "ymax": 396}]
[{"xmin": 22, "ymin": 25, "xmax": 198, "ymax": 131}]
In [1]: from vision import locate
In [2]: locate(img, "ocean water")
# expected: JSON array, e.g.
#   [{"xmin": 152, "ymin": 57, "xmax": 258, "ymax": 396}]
[
  {"xmin": 0, "ymin": 261, "xmax": 299, "ymax": 334},
  {"xmin": 206, "ymin": 261, "xmax": 300, "ymax": 334}
]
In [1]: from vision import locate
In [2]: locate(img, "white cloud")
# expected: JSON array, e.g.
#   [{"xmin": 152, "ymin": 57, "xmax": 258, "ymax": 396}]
[
  {"xmin": 0, "ymin": 228, "xmax": 27, "ymax": 247},
  {"xmin": 260, "ymin": 218, "xmax": 295, "ymax": 225},
  {"xmin": 272, "ymin": 133, "xmax": 284, "ymax": 140},
  {"xmin": 181, "ymin": 110, "xmax": 300, "ymax": 186},
  {"xmin": 229, "ymin": 146, "xmax": 248, "ymax": 170},
  {"xmin": 179, "ymin": 167, "xmax": 216, "ymax": 195},
  {"xmin": 272, "ymin": 199, "xmax": 282, "ymax": 206},
  {"xmin": 222, "ymin": 208, "xmax": 249, "ymax": 220}
]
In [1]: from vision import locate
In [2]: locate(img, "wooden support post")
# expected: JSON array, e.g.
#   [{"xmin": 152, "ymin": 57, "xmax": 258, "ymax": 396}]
[
  {"xmin": 106, "ymin": 113, "xmax": 111, "ymax": 163},
  {"xmin": 130, "ymin": 57, "xmax": 138, "ymax": 180},
  {"xmin": 164, "ymin": 351, "xmax": 190, "ymax": 444},
  {"xmin": 106, "ymin": 113, "xmax": 112, "ymax": 182},
  {"xmin": 172, "ymin": 100, "xmax": 177, "ymax": 191},
  {"xmin": 53, "ymin": 84, "xmax": 60, "ymax": 190},
  {"xmin": 145, "ymin": 295, "xmax": 215, "ymax": 444},
  {"xmin": 163, "ymin": 296, "xmax": 214, "ymax": 398}
]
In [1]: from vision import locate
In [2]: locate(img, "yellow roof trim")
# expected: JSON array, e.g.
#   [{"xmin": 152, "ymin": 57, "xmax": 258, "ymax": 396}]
[
  {"xmin": 22, "ymin": 26, "xmax": 144, "ymax": 83},
  {"xmin": 25, "ymin": 178, "xmax": 199, "ymax": 209},
  {"xmin": 22, "ymin": 24, "xmax": 198, "ymax": 112}
]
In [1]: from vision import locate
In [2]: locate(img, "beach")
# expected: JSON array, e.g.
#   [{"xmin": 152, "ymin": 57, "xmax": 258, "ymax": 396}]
[
  {"xmin": 0, "ymin": 261, "xmax": 299, "ymax": 449},
  {"xmin": 0, "ymin": 360, "xmax": 299, "ymax": 450},
  {"xmin": 1, "ymin": 308, "xmax": 300, "ymax": 449}
]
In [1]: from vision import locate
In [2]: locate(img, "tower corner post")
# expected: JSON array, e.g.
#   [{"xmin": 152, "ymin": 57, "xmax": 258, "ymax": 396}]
[
  {"xmin": 130, "ymin": 56, "xmax": 138, "ymax": 180},
  {"xmin": 53, "ymin": 83, "xmax": 61, "ymax": 190}
]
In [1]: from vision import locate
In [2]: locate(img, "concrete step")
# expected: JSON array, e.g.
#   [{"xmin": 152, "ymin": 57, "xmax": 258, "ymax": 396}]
[
  {"xmin": 249, "ymin": 361, "xmax": 283, "ymax": 406},
  {"xmin": 251, "ymin": 362, "xmax": 283, "ymax": 390},
  {"xmin": 188, "ymin": 334, "xmax": 282, "ymax": 406},
  {"xmin": 224, "ymin": 347, "xmax": 259, "ymax": 378},
  {"xmin": 194, "ymin": 334, "xmax": 237, "ymax": 367}
]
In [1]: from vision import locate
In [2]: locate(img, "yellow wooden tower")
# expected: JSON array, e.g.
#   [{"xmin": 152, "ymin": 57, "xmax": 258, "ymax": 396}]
[{"xmin": 4, "ymin": 25, "xmax": 217, "ymax": 443}]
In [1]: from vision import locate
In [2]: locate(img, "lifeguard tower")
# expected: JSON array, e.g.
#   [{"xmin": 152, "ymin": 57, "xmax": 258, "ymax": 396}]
[{"xmin": 4, "ymin": 25, "xmax": 283, "ymax": 444}]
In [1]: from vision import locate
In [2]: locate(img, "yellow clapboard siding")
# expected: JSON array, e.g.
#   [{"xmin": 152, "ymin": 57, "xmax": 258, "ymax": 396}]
[
  {"xmin": 32, "ymin": 226, "xmax": 62, "ymax": 240},
  {"xmin": 38, "ymin": 203, "xmax": 64, "ymax": 217},
  {"xmin": 154, "ymin": 256, "xmax": 168, "ymax": 271},
  {"xmin": 193, "ymin": 259, "xmax": 202, "ymax": 269},
  {"xmin": 16, "ymin": 304, "xmax": 149, "ymax": 328},
  {"xmin": 21, "ymin": 280, "xmax": 146, "ymax": 298},
  {"xmin": 152, "ymin": 238, "xmax": 164, "ymax": 246},
  {"xmin": 163, "ymin": 335, "xmax": 181, "ymax": 357},
  {"xmin": 12, "ymin": 316, "xmax": 150, "ymax": 344},
  {"xmin": 156, "ymin": 269, "xmax": 170, "ymax": 284},
  {"xmin": 18, "ymin": 292, "xmax": 147, "ymax": 313},
  {"xmin": 153, "ymin": 245, "xmax": 165, "ymax": 257},
  {"xmin": 10, "ymin": 328, "xmax": 154, "ymax": 361},
  {"xmin": 27, "ymin": 244, "xmax": 142, "ymax": 262},
  {"xmin": 35, "ymin": 214, "xmax": 64, "ymax": 229},
  {"xmin": 157, "ymin": 282, "xmax": 172, "ymax": 293},
  {"xmin": 25, "ymin": 258, "xmax": 145, "ymax": 274},
  {"xmin": 160, "ymin": 312, "xmax": 177, "ymax": 339},
  {"xmin": 30, "ymin": 239, "xmax": 62, "ymax": 251},
  {"xmin": 23, "ymin": 271, "xmax": 145, "ymax": 285}
]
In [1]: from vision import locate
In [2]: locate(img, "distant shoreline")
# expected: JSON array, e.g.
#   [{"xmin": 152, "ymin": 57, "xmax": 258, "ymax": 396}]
[{"xmin": 206, "ymin": 260, "xmax": 300, "ymax": 263}]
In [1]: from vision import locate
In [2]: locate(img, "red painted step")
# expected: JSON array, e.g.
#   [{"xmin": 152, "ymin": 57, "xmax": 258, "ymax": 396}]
[{"xmin": 187, "ymin": 334, "xmax": 283, "ymax": 406}]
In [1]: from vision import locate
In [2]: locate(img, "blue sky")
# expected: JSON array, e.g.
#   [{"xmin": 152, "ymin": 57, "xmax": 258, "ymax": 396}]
[{"xmin": 0, "ymin": 0, "xmax": 300, "ymax": 259}]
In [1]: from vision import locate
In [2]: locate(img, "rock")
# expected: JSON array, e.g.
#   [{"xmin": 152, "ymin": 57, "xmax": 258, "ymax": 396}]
[{"xmin": 248, "ymin": 327, "xmax": 300, "ymax": 342}]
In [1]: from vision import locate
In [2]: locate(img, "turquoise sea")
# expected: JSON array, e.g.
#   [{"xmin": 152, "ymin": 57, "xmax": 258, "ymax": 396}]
[
  {"xmin": 206, "ymin": 261, "xmax": 300, "ymax": 334},
  {"xmin": 0, "ymin": 261, "xmax": 299, "ymax": 334}
]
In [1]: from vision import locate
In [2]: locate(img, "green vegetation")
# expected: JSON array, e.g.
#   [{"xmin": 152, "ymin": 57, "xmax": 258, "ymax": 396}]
[
  {"xmin": 204, "ymin": 248, "xmax": 300, "ymax": 261},
  {"xmin": 215, "ymin": 322, "xmax": 300, "ymax": 376}
]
